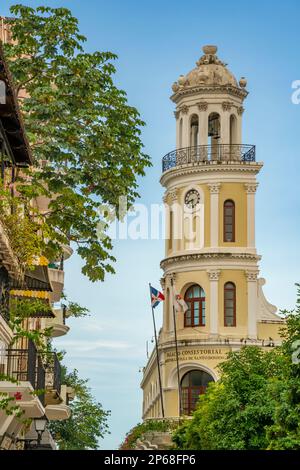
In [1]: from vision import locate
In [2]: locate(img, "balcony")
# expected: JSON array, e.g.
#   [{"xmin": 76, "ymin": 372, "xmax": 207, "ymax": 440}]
[
  {"xmin": 48, "ymin": 262, "xmax": 64, "ymax": 303},
  {"xmin": 45, "ymin": 307, "xmax": 70, "ymax": 337},
  {"xmin": 43, "ymin": 352, "xmax": 71, "ymax": 421},
  {"xmin": 162, "ymin": 144, "xmax": 256, "ymax": 172},
  {"xmin": 0, "ymin": 340, "xmax": 45, "ymax": 418}
]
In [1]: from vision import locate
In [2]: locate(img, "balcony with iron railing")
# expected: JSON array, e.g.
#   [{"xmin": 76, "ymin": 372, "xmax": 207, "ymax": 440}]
[
  {"xmin": 0, "ymin": 339, "xmax": 46, "ymax": 407},
  {"xmin": 162, "ymin": 144, "xmax": 256, "ymax": 172}
]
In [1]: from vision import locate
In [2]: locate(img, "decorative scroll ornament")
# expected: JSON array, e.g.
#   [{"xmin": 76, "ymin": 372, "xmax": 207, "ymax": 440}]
[
  {"xmin": 208, "ymin": 183, "xmax": 221, "ymax": 194},
  {"xmin": 197, "ymin": 101, "xmax": 208, "ymax": 111},
  {"xmin": 179, "ymin": 104, "xmax": 189, "ymax": 114},
  {"xmin": 244, "ymin": 183, "xmax": 258, "ymax": 194},
  {"xmin": 237, "ymin": 106, "xmax": 245, "ymax": 115},
  {"xmin": 168, "ymin": 187, "xmax": 179, "ymax": 202},
  {"xmin": 245, "ymin": 270, "xmax": 259, "ymax": 281},
  {"xmin": 222, "ymin": 101, "xmax": 233, "ymax": 111},
  {"xmin": 207, "ymin": 270, "xmax": 221, "ymax": 281}
]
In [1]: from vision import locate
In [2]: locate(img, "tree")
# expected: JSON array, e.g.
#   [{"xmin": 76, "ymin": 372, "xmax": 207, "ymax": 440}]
[
  {"xmin": 4, "ymin": 5, "xmax": 151, "ymax": 281},
  {"xmin": 49, "ymin": 368, "xmax": 110, "ymax": 450},
  {"xmin": 173, "ymin": 284, "xmax": 300, "ymax": 450}
]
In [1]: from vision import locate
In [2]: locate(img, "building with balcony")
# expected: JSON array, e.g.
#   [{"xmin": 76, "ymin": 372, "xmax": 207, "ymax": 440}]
[
  {"xmin": 141, "ymin": 45, "xmax": 284, "ymax": 420},
  {"xmin": 0, "ymin": 39, "xmax": 73, "ymax": 450}
]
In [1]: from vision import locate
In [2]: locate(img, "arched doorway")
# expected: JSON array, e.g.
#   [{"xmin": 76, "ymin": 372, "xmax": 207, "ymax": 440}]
[{"xmin": 181, "ymin": 369, "xmax": 214, "ymax": 415}]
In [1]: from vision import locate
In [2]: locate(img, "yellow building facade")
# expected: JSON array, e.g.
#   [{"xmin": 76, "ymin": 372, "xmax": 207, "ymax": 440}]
[{"xmin": 141, "ymin": 45, "xmax": 283, "ymax": 420}]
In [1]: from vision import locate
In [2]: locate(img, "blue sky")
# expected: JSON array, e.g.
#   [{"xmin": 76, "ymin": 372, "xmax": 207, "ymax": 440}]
[{"xmin": 2, "ymin": 0, "xmax": 300, "ymax": 449}]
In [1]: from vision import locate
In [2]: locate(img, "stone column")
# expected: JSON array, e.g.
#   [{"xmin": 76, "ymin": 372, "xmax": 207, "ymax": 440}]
[
  {"xmin": 179, "ymin": 105, "xmax": 189, "ymax": 148},
  {"xmin": 198, "ymin": 102, "xmax": 208, "ymax": 148},
  {"xmin": 245, "ymin": 270, "xmax": 259, "ymax": 339},
  {"xmin": 169, "ymin": 188, "xmax": 180, "ymax": 253},
  {"xmin": 208, "ymin": 183, "xmax": 221, "ymax": 249},
  {"xmin": 207, "ymin": 270, "xmax": 221, "ymax": 336},
  {"xmin": 221, "ymin": 102, "xmax": 232, "ymax": 145},
  {"xmin": 244, "ymin": 183, "xmax": 258, "ymax": 249}
]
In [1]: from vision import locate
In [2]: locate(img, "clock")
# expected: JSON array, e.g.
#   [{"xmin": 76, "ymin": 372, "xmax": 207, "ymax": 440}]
[{"xmin": 184, "ymin": 189, "xmax": 200, "ymax": 209}]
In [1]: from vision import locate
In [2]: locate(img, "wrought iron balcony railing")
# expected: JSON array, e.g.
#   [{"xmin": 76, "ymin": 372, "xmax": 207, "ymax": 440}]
[
  {"xmin": 162, "ymin": 144, "xmax": 256, "ymax": 172},
  {"xmin": 3, "ymin": 339, "xmax": 46, "ymax": 405},
  {"xmin": 1, "ymin": 341, "xmax": 63, "ymax": 406}
]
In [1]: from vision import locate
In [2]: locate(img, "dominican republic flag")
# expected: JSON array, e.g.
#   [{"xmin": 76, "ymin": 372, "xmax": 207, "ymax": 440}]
[{"xmin": 150, "ymin": 286, "xmax": 165, "ymax": 309}]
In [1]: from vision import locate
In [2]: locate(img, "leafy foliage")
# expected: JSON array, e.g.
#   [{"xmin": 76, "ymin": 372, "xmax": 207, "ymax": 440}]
[
  {"xmin": 3, "ymin": 4, "xmax": 151, "ymax": 282},
  {"xmin": 173, "ymin": 284, "xmax": 300, "ymax": 450},
  {"xmin": 119, "ymin": 419, "xmax": 177, "ymax": 450},
  {"xmin": 49, "ymin": 368, "xmax": 110, "ymax": 449}
]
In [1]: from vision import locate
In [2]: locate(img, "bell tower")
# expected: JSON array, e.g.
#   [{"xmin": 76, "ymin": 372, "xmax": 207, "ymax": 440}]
[{"xmin": 141, "ymin": 46, "xmax": 283, "ymax": 420}]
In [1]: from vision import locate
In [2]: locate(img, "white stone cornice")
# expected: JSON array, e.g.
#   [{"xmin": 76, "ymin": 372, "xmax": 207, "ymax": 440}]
[
  {"xmin": 245, "ymin": 270, "xmax": 259, "ymax": 281},
  {"xmin": 171, "ymin": 84, "xmax": 248, "ymax": 103},
  {"xmin": 208, "ymin": 183, "xmax": 221, "ymax": 194},
  {"xmin": 161, "ymin": 252, "xmax": 261, "ymax": 272},
  {"xmin": 207, "ymin": 269, "xmax": 221, "ymax": 281},
  {"xmin": 160, "ymin": 162, "xmax": 264, "ymax": 187},
  {"xmin": 244, "ymin": 183, "xmax": 258, "ymax": 193}
]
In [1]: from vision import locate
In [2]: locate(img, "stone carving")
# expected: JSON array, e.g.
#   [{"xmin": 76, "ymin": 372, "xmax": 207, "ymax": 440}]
[
  {"xmin": 222, "ymin": 101, "xmax": 233, "ymax": 111},
  {"xmin": 245, "ymin": 270, "xmax": 259, "ymax": 282},
  {"xmin": 237, "ymin": 106, "xmax": 245, "ymax": 115},
  {"xmin": 207, "ymin": 270, "xmax": 221, "ymax": 281},
  {"xmin": 160, "ymin": 277, "xmax": 166, "ymax": 291},
  {"xmin": 197, "ymin": 101, "xmax": 208, "ymax": 111},
  {"xmin": 208, "ymin": 183, "xmax": 221, "ymax": 194},
  {"xmin": 174, "ymin": 110, "xmax": 180, "ymax": 119},
  {"xmin": 244, "ymin": 183, "xmax": 258, "ymax": 194},
  {"xmin": 168, "ymin": 188, "xmax": 179, "ymax": 202},
  {"xmin": 179, "ymin": 105, "xmax": 189, "ymax": 114}
]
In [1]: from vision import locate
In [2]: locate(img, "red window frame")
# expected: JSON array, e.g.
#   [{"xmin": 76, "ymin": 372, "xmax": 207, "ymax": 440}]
[
  {"xmin": 223, "ymin": 199, "xmax": 235, "ymax": 242},
  {"xmin": 224, "ymin": 282, "xmax": 236, "ymax": 327},
  {"xmin": 184, "ymin": 285, "xmax": 206, "ymax": 327}
]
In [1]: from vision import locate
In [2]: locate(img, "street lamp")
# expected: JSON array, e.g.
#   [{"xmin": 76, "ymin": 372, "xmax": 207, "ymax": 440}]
[
  {"xmin": 34, "ymin": 416, "xmax": 48, "ymax": 445},
  {"xmin": 15, "ymin": 415, "xmax": 48, "ymax": 449}
]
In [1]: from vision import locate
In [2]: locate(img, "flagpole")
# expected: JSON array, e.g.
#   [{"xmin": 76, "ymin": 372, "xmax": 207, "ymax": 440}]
[
  {"xmin": 149, "ymin": 283, "xmax": 165, "ymax": 418},
  {"xmin": 171, "ymin": 278, "xmax": 182, "ymax": 417}
]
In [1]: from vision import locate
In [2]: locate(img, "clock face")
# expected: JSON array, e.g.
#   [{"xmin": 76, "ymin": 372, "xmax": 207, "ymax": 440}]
[{"xmin": 184, "ymin": 189, "xmax": 200, "ymax": 209}]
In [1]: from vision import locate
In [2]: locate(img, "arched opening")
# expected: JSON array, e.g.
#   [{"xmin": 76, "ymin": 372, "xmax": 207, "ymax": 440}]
[
  {"xmin": 181, "ymin": 369, "xmax": 215, "ymax": 415},
  {"xmin": 190, "ymin": 114, "xmax": 199, "ymax": 148},
  {"xmin": 208, "ymin": 113, "xmax": 221, "ymax": 160},
  {"xmin": 223, "ymin": 199, "xmax": 235, "ymax": 242},
  {"xmin": 229, "ymin": 114, "xmax": 238, "ymax": 160},
  {"xmin": 224, "ymin": 282, "xmax": 236, "ymax": 326},
  {"xmin": 184, "ymin": 284, "xmax": 206, "ymax": 327},
  {"xmin": 179, "ymin": 118, "xmax": 183, "ymax": 148}
]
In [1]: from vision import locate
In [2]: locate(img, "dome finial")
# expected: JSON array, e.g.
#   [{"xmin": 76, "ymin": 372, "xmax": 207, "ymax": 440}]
[{"xmin": 202, "ymin": 45, "xmax": 217, "ymax": 55}]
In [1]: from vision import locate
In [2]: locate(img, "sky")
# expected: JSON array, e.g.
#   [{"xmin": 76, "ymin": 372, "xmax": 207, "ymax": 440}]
[{"xmin": 2, "ymin": 0, "xmax": 300, "ymax": 449}]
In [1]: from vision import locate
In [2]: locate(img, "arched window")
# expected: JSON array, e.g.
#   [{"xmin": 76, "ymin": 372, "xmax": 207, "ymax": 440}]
[
  {"xmin": 223, "ymin": 200, "xmax": 235, "ymax": 242},
  {"xmin": 184, "ymin": 284, "xmax": 206, "ymax": 327},
  {"xmin": 181, "ymin": 370, "xmax": 214, "ymax": 415},
  {"xmin": 224, "ymin": 282, "xmax": 236, "ymax": 326}
]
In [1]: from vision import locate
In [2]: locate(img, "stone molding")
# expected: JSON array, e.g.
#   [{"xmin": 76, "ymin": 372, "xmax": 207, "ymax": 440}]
[
  {"xmin": 168, "ymin": 187, "xmax": 179, "ymax": 203},
  {"xmin": 161, "ymin": 252, "xmax": 260, "ymax": 270},
  {"xmin": 171, "ymin": 84, "xmax": 248, "ymax": 103},
  {"xmin": 160, "ymin": 163, "xmax": 264, "ymax": 187}
]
